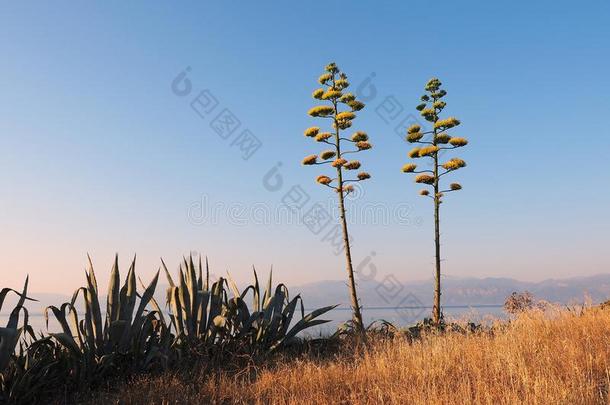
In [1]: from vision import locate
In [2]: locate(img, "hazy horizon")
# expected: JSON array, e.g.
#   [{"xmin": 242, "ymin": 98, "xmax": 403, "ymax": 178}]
[{"xmin": 2, "ymin": 2, "xmax": 609, "ymax": 295}]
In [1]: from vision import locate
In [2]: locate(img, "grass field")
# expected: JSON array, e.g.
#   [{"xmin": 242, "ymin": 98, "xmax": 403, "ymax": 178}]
[{"xmin": 82, "ymin": 306, "xmax": 610, "ymax": 405}]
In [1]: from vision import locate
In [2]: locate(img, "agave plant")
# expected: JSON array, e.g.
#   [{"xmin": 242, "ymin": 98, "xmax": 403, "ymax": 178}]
[
  {"xmin": 1, "ymin": 336, "xmax": 67, "ymax": 405},
  {"xmin": 0, "ymin": 278, "xmax": 34, "ymax": 373},
  {"xmin": 162, "ymin": 256, "xmax": 226, "ymax": 345},
  {"xmin": 45, "ymin": 255, "xmax": 168, "ymax": 385},
  {"xmin": 163, "ymin": 255, "xmax": 337, "ymax": 355}
]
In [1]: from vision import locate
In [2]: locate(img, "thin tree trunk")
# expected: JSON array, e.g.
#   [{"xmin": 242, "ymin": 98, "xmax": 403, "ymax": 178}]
[
  {"xmin": 337, "ymin": 167, "xmax": 364, "ymax": 333},
  {"xmin": 432, "ymin": 130, "xmax": 442, "ymax": 324},
  {"xmin": 332, "ymin": 91, "xmax": 364, "ymax": 334},
  {"xmin": 433, "ymin": 185, "xmax": 441, "ymax": 324}
]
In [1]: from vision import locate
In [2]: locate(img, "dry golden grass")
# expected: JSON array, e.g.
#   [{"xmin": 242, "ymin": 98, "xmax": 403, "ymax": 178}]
[{"xmin": 85, "ymin": 307, "xmax": 610, "ymax": 405}]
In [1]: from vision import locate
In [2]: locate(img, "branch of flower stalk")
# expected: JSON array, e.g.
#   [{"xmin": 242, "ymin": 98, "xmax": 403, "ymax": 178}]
[
  {"xmin": 340, "ymin": 150, "xmax": 361, "ymax": 155},
  {"xmin": 320, "ymin": 183, "xmax": 336, "ymax": 190},
  {"xmin": 311, "ymin": 161, "xmax": 334, "ymax": 165}
]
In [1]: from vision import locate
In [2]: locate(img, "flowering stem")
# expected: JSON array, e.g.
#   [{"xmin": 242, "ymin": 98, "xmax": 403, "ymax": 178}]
[
  {"xmin": 432, "ymin": 99, "xmax": 442, "ymax": 325},
  {"xmin": 331, "ymin": 75, "xmax": 365, "ymax": 337}
]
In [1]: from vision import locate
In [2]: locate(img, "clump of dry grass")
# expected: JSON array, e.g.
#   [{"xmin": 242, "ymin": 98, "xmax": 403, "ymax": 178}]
[{"xmin": 83, "ymin": 307, "xmax": 610, "ymax": 405}]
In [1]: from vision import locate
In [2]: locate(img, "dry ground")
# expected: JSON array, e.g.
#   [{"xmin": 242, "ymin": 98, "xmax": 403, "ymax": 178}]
[{"xmin": 83, "ymin": 307, "xmax": 610, "ymax": 405}]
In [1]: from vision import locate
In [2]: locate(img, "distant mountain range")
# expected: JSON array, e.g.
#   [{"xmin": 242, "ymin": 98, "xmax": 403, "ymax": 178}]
[
  {"xmin": 290, "ymin": 274, "xmax": 610, "ymax": 309},
  {"xmin": 3, "ymin": 274, "xmax": 609, "ymax": 316}
]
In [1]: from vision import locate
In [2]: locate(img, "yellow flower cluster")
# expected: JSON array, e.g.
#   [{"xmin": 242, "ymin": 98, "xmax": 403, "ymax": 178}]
[
  {"xmin": 331, "ymin": 158, "xmax": 347, "ymax": 168},
  {"xmin": 336, "ymin": 111, "xmax": 355, "ymax": 121},
  {"xmin": 343, "ymin": 160, "xmax": 361, "ymax": 170},
  {"xmin": 351, "ymin": 131, "xmax": 368, "ymax": 142},
  {"xmin": 420, "ymin": 108, "xmax": 436, "ymax": 118},
  {"xmin": 449, "ymin": 137, "xmax": 468, "ymax": 147},
  {"xmin": 308, "ymin": 105, "xmax": 335, "ymax": 117},
  {"xmin": 434, "ymin": 133, "xmax": 451, "ymax": 144},
  {"xmin": 419, "ymin": 189, "xmax": 430, "ymax": 196},
  {"xmin": 357, "ymin": 172, "xmax": 371, "ymax": 180},
  {"xmin": 318, "ymin": 73, "xmax": 332, "ymax": 85},
  {"xmin": 434, "ymin": 117, "xmax": 460, "ymax": 130},
  {"xmin": 407, "ymin": 124, "xmax": 421, "ymax": 134},
  {"xmin": 433, "ymin": 100, "xmax": 446, "ymax": 109},
  {"xmin": 316, "ymin": 175, "xmax": 332, "ymax": 185},
  {"xmin": 408, "ymin": 147, "xmax": 421, "ymax": 158},
  {"xmin": 356, "ymin": 141, "xmax": 372, "ymax": 150},
  {"xmin": 402, "ymin": 163, "xmax": 417, "ymax": 173},
  {"xmin": 315, "ymin": 132, "xmax": 332, "ymax": 142},
  {"xmin": 340, "ymin": 93, "xmax": 356, "ymax": 103},
  {"xmin": 325, "ymin": 63, "xmax": 338, "ymax": 73},
  {"xmin": 320, "ymin": 150, "xmax": 336, "ymax": 160},
  {"xmin": 415, "ymin": 174, "xmax": 435, "ymax": 185},
  {"xmin": 335, "ymin": 120, "xmax": 352, "ymax": 130},
  {"xmin": 425, "ymin": 78, "xmax": 442, "ymax": 92},
  {"xmin": 304, "ymin": 127, "xmax": 320, "ymax": 137},
  {"xmin": 322, "ymin": 90, "xmax": 342, "ymax": 100},
  {"xmin": 407, "ymin": 132, "xmax": 423, "ymax": 143},
  {"xmin": 442, "ymin": 158, "xmax": 466, "ymax": 170},
  {"xmin": 312, "ymin": 88, "xmax": 324, "ymax": 99},
  {"xmin": 348, "ymin": 100, "xmax": 365, "ymax": 111},
  {"xmin": 335, "ymin": 78, "xmax": 349, "ymax": 89},
  {"xmin": 338, "ymin": 184, "xmax": 354, "ymax": 193},
  {"xmin": 302, "ymin": 155, "xmax": 318, "ymax": 165},
  {"xmin": 450, "ymin": 183, "xmax": 462, "ymax": 190},
  {"xmin": 418, "ymin": 145, "xmax": 440, "ymax": 157}
]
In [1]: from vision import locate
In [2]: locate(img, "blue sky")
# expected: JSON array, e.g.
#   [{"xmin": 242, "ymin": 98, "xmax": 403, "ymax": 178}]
[{"xmin": 1, "ymin": 1, "xmax": 609, "ymax": 294}]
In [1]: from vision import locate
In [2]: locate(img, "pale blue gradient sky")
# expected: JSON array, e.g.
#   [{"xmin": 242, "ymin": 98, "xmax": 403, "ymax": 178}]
[{"xmin": 1, "ymin": 1, "xmax": 609, "ymax": 294}]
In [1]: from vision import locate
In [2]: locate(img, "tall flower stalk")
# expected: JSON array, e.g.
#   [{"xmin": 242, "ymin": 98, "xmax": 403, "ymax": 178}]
[
  {"xmin": 302, "ymin": 63, "xmax": 371, "ymax": 333},
  {"xmin": 402, "ymin": 78, "xmax": 468, "ymax": 325}
]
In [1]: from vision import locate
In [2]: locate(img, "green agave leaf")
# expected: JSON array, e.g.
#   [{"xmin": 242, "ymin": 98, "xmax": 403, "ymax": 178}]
[
  {"xmin": 106, "ymin": 255, "xmax": 121, "ymax": 326},
  {"xmin": 196, "ymin": 290, "xmax": 210, "ymax": 337},
  {"xmin": 6, "ymin": 277, "xmax": 29, "ymax": 330},
  {"xmin": 49, "ymin": 332, "xmax": 81, "ymax": 356},
  {"xmin": 161, "ymin": 258, "xmax": 175, "ymax": 287},
  {"xmin": 278, "ymin": 295, "xmax": 302, "ymax": 338},
  {"xmin": 138, "ymin": 274, "xmax": 166, "ymax": 326},
  {"xmin": 45, "ymin": 303, "xmax": 76, "ymax": 340},
  {"xmin": 119, "ymin": 255, "xmax": 137, "ymax": 324},
  {"xmin": 204, "ymin": 257, "xmax": 210, "ymax": 291},
  {"xmin": 0, "ymin": 325, "xmax": 20, "ymax": 371},
  {"xmin": 283, "ymin": 304, "xmax": 338, "ymax": 342},
  {"xmin": 197, "ymin": 256, "xmax": 203, "ymax": 291},
  {"xmin": 128, "ymin": 271, "xmax": 161, "ymax": 345},
  {"xmin": 226, "ymin": 271, "xmax": 241, "ymax": 300},
  {"xmin": 178, "ymin": 269, "xmax": 193, "ymax": 335}
]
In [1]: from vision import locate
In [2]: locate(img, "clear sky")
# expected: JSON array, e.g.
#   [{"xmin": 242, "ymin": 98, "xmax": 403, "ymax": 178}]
[{"xmin": 1, "ymin": 1, "xmax": 609, "ymax": 294}]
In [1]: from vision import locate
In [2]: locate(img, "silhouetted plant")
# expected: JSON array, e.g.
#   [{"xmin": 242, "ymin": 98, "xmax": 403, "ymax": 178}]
[
  {"xmin": 0, "ymin": 278, "xmax": 33, "ymax": 373},
  {"xmin": 302, "ymin": 62, "xmax": 371, "ymax": 334},
  {"xmin": 504, "ymin": 291, "xmax": 535, "ymax": 314},
  {"xmin": 402, "ymin": 78, "xmax": 468, "ymax": 325}
]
